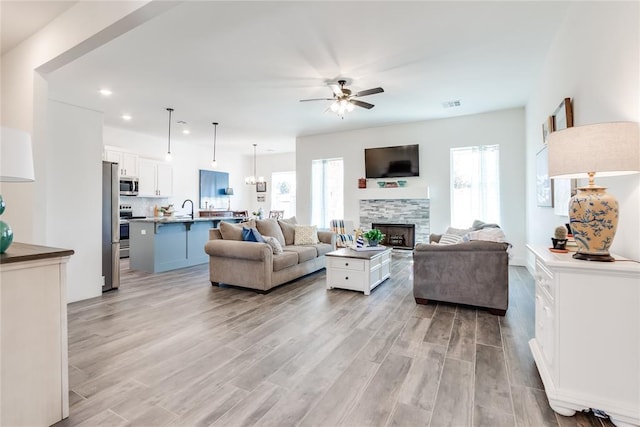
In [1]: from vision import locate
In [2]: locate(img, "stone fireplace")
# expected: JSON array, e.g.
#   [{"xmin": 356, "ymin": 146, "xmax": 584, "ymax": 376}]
[{"xmin": 359, "ymin": 198, "xmax": 430, "ymax": 245}]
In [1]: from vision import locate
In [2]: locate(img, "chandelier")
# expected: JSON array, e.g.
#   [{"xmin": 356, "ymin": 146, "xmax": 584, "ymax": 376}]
[{"xmin": 245, "ymin": 143, "xmax": 265, "ymax": 185}]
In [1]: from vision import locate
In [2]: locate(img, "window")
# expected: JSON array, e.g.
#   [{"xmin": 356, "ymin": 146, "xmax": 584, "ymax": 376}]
[
  {"xmin": 450, "ymin": 145, "xmax": 500, "ymax": 228},
  {"xmin": 271, "ymin": 171, "xmax": 296, "ymax": 218},
  {"xmin": 311, "ymin": 158, "xmax": 344, "ymax": 228}
]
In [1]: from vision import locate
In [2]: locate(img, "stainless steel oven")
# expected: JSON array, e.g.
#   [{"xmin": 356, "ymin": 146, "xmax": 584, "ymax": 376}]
[{"xmin": 119, "ymin": 206, "xmax": 133, "ymax": 258}]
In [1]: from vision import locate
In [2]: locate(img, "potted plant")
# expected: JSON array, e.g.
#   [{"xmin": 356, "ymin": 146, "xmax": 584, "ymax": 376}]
[
  {"xmin": 551, "ymin": 225, "xmax": 568, "ymax": 250},
  {"xmin": 363, "ymin": 228, "xmax": 385, "ymax": 246}
]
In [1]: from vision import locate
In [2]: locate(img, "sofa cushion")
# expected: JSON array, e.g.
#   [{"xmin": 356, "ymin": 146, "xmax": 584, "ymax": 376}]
[
  {"xmin": 283, "ymin": 245, "xmax": 317, "ymax": 263},
  {"xmin": 242, "ymin": 227, "xmax": 265, "ymax": 243},
  {"xmin": 280, "ymin": 216, "xmax": 297, "ymax": 224},
  {"xmin": 278, "ymin": 219, "xmax": 296, "ymax": 245},
  {"xmin": 219, "ymin": 219, "xmax": 256, "ymax": 240},
  {"xmin": 256, "ymin": 218, "xmax": 286, "ymax": 246},
  {"xmin": 313, "ymin": 243, "xmax": 334, "ymax": 257},
  {"xmin": 263, "ymin": 235, "xmax": 283, "ymax": 254},
  {"xmin": 294, "ymin": 225, "xmax": 319, "ymax": 245},
  {"xmin": 272, "ymin": 251, "xmax": 298, "ymax": 271}
]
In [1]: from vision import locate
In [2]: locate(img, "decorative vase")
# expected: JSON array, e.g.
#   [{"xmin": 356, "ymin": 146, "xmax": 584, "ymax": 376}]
[
  {"xmin": 569, "ymin": 185, "xmax": 618, "ymax": 261},
  {"xmin": 368, "ymin": 240, "xmax": 379, "ymax": 247}
]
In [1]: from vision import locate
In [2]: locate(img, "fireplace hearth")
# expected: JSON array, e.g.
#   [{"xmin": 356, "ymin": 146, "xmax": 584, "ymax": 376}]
[{"xmin": 372, "ymin": 223, "xmax": 415, "ymax": 249}]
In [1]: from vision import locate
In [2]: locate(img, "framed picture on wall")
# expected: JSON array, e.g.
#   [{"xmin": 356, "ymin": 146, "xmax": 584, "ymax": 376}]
[
  {"xmin": 536, "ymin": 145, "xmax": 553, "ymax": 207},
  {"xmin": 542, "ymin": 116, "xmax": 554, "ymax": 144},
  {"xmin": 256, "ymin": 182, "xmax": 267, "ymax": 193},
  {"xmin": 551, "ymin": 97, "xmax": 577, "ymax": 215},
  {"xmin": 553, "ymin": 98, "xmax": 573, "ymax": 131}
]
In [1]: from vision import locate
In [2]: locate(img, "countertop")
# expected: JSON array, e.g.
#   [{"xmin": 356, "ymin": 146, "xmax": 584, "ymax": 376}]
[
  {"xmin": 130, "ymin": 216, "xmax": 242, "ymax": 224},
  {"xmin": 0, "ymin": 242, "xmax": 74, "ymax": 264}
]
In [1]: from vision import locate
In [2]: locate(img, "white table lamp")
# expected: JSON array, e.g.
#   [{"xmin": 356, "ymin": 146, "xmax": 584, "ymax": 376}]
[
  {"xmin": 0, "ymin": 126, "xmax": 35, "ymax": 253},
  {"xmin": 548, "ymin": 121, "xmax": 640, "ymax": 261}
]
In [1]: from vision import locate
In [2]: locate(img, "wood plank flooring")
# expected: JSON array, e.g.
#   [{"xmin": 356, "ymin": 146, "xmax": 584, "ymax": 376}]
[{"xmin": 55, "ymin": 253, "xmax": 615, "ymax": 427}]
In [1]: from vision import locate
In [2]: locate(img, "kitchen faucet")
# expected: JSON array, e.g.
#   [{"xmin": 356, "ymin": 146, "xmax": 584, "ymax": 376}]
[{"xmin": 182, "ymin": 199, "xmax": 194, "ymax": 219}]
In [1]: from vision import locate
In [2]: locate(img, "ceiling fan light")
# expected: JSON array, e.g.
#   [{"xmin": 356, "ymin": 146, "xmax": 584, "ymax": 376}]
[
  {"xmin": 347, "ymin": 102, "xmax": 355, "ymax": 112},
  {"xmin": 330, "ymin": 102, "xmax": 339, "ymax": 112}
]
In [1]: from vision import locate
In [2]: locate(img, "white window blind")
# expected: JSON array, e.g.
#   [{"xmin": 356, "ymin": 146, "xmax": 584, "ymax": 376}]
[{"xmin": 450, "ymin": 145, "xmax": 500, "ymax": 228}]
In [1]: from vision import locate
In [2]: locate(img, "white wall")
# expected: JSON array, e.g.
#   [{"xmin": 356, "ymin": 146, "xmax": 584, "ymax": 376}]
[
  {"xmin": 297, "ymin": 107, "xmax": 527, "ymax": 265},
  {"xmin": 525, "ymin": 2, "xmax": 640, "ymax": 263},
  {"xmin": 47, "ymin": 101, "xmax": 104, "ymax": 302},
  {"xmin": 250, "ymin": 152, "xmax": 296, "ymax": 215}
]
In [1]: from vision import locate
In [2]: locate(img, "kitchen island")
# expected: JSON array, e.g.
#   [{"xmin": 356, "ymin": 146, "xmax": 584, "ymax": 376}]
[{"xmin": 129, "ymin": 216, "xmax": 243, "ymax": 273}]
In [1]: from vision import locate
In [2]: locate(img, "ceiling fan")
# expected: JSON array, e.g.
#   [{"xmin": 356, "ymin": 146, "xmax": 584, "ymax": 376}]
[{"xmin": 300, "ymin": 80, "xmax": 384, "ymax": 114}]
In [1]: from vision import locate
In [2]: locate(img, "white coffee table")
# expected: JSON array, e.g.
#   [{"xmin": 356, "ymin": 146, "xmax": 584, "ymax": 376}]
[{"xmin": 326, "ymin": 247, "xmax": 392, "ymax": 295}]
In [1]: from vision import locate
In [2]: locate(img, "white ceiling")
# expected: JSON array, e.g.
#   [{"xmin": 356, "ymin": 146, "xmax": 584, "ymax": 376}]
[{"xmin": 40, "ymin": 2, "xmax": 570, "ymax": 155}]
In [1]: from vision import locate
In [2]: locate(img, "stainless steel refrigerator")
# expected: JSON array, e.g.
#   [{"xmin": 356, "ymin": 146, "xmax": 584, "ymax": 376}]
[{"xmin": 102, "ymin": 161, "xmax": 120, "ymax": 291}]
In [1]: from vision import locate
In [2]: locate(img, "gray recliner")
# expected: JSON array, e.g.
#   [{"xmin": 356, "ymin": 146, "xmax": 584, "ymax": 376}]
[{"xmin": 412, "ymin": 235, "xmax": 510, "ymax": 315}]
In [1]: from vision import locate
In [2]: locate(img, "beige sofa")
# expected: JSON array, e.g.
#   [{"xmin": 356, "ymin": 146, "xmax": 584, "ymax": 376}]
[{"xmin": 204, "ymin": 218, "xmax": 336, "ymax": 292}]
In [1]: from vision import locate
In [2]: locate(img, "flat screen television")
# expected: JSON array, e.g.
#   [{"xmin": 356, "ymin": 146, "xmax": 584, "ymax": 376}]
[{"xmin": 365, "ymin": 144, "xmax": 420, "ymax": 178}]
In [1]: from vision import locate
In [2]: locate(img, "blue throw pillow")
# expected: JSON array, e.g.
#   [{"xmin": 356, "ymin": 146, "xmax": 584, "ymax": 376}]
[{"xmin": 242, "ymin": 227, "xmax": 265, "ymax": 243}]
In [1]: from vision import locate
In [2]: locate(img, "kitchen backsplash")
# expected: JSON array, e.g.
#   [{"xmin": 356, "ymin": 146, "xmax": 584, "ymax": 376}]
[{"xmin": 120, "ymin": 196, "xmax": 170, "ymax": 217}]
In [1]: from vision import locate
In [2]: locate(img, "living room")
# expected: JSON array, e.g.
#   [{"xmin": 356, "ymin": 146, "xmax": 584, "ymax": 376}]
[{"xmin": 1, "ymin": 1, "xmax": 639, "ymax": 426}]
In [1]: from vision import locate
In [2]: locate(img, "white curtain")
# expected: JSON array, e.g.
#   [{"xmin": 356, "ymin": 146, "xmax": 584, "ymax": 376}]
[{"xmin": 450, "ymin": 145, "xmax": 500, "ymax": 228}]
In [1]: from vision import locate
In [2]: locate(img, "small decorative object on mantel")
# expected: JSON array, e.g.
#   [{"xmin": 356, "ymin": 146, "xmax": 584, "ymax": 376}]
[
  {"xmin": 384, "ymin": 182, "xmax": 398, "ymax": 188},
  {"xmin": 551, "ymin": 225, "xmax": 568, "ymax": 251},
  {"xmin": 358, "ymin": 178, "xmax": 366, "ymax": 188}
]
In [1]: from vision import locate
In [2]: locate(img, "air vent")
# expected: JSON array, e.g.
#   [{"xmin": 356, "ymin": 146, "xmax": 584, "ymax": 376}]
[{"xmin": 442, "ymin": 100, "xmax": 461, "ymax": 108}]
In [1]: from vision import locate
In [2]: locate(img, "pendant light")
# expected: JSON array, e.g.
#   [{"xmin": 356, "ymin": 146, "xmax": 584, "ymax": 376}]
[
  {"xmin": 245, "ymin": 143, "xmax": 265, "ymax": 185},
  {"xmin": 211, "ymin": 122, "xmax": 218, "ymax": 167},
  {"xmin": 165, "ymin": 107, "xmax": 173, "ymax": 161}
]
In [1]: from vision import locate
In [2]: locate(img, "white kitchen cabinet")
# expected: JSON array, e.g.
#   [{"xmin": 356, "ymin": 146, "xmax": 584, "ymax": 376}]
[
  {"xmin": 104, "ymin": 149, "xmax": 138, "ymax": 177},
  {"xmin": 138, "ymin": 159, "xmax": 173, "ymax": 197},
  {"xmin": 527, "ymin": 244, "xmax": 640, "ymax": 427}
]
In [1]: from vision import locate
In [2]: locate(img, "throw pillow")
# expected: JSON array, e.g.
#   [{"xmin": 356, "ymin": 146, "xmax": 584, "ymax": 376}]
[
  {"xmin": 219, "ymin": 219, "xmax": 256, "ymax": 240},
  {"xmin": 242, "ymin": 227, "xmax": 265, "ymax": 243},
  {"xmin": 439, "ymin": 233, "xmax": 463, "ymax": 245},
  {"xmin": 278, "ymin": 219, "xmax": 296, "ymax": 245},
  {"xmin": 445, "ymin": 226, "xmax": 471, "ymax": 236},
  {"xmin": 256, "ymin": 218, "xmax": 286, "ymax": 246},
  {"xmin": 294, "ymin": 225, "xmax": 319, "ymax": 245},
  {"xmin": 263, "ymin": 235, "xmax": 283, "ymax": 254},
  {"xmin": 471, "ymin": 219, "xmax": 500, "ymax": 230}
]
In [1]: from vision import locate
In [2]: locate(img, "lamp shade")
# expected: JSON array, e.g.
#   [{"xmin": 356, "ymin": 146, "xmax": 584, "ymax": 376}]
[
  {"xmin": 225, "ymin": 187, "xmax": 234, "ymax": 196},
  {"xmin": 1, "ymin": 127, "xmax": 35, "ymax": 182},
  {"xmin": 548, "ymin": 122, "xmax": 640, "ymax": 179}
]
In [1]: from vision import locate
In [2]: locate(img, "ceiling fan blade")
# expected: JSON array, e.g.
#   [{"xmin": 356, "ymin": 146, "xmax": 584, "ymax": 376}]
[
  {"xmin": 329, "ymin": 83, "xmax": 343, "ymax": 97},
  {"xmin": 354, "ymin": 87, "xmax": 384, "ymax": 97},
  {"xmin": 351, "ymin": 99, "xmax": 375, "ymax": 109},
  {"xmin": 299, "ymin": 98, "xmax": 334, "ymax": 102}
]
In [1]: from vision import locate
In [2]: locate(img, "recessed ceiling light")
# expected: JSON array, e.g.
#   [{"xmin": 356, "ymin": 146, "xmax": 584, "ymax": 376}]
[
  {"xmin": 121, "ymin": 114, "xmax": 132, "ymax": 121},
  {"xmin": 99, "ymin": 89, "xmax": 112, "ymax": 96},
  {"xmin": 182, "ymin": 129, "xmax": 190, "ymax": 135}
]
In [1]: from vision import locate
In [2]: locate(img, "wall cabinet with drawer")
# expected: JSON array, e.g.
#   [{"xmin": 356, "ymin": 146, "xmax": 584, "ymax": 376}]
[{"xmin": 527, "ymin": 245, "xmax": 640, "ymax": 427}]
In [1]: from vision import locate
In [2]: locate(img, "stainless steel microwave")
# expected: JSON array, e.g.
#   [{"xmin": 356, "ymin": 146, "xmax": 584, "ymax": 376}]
[{"xmin": 119, "ymin": 178, "xmax": 138, "ymax": 196}]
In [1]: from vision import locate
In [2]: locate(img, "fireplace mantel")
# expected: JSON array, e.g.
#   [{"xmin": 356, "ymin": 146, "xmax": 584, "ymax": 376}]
[{"xmin": 357, "ymin": 186, "xmax": 429, "ymax": 200}]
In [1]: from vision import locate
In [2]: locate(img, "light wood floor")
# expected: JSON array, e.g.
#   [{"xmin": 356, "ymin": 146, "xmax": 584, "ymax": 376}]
[{"xmin": 56, "ymin": 252, "xmax": 613, "ymax": 427}]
